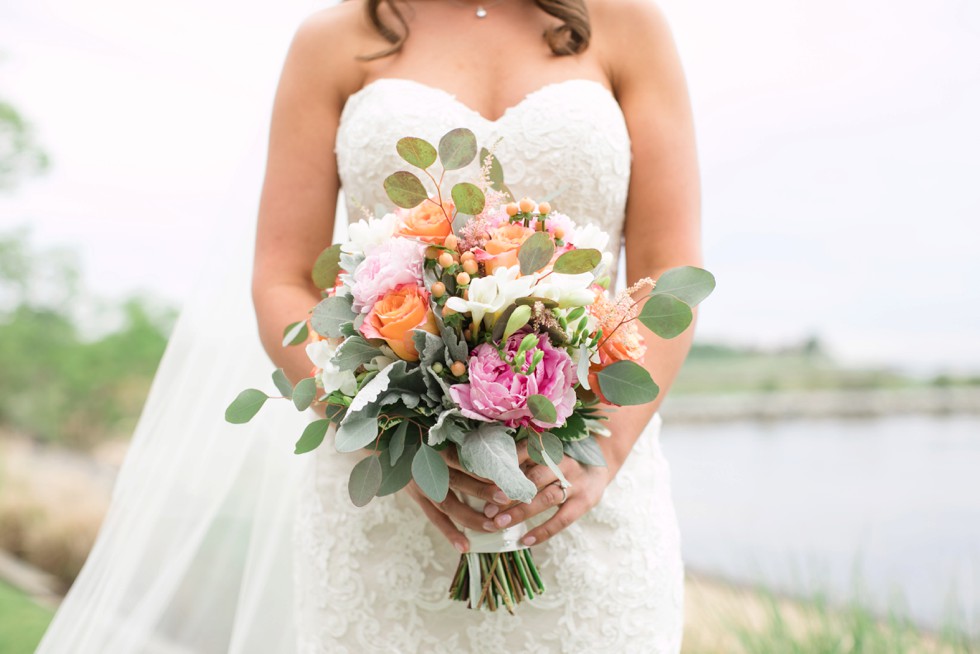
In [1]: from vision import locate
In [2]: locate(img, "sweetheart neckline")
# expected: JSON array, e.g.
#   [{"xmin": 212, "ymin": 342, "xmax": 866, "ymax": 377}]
[{"xmin": 340, "ymin": 77, "xmax": 621, "ymax": 125}]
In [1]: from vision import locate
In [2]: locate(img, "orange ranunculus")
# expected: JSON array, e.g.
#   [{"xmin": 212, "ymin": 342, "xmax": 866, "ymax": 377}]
[
  {"xmin": 483, "ymin": 223, "xmax": 535, "ymax": 273},
  {"xmin": 360, "ymin": 284, "xmax": 438, "ymax": 361},
  {"xmin": 597, "ymin": 321, "xmax": 647, "ymax": 366},
  {"xmin": 395, "ymin": 200, "xmax": 454, "ymax": 245}
]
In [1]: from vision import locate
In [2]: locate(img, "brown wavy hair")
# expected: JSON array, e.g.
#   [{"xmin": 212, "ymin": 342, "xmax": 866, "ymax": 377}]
[{"xmin": 360, "ymin": 0, "xmax": 590, "ymax": 59}]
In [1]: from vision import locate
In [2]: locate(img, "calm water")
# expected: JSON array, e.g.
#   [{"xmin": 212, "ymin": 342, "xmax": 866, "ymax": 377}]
[{"xmin": 661, "ymin": 414, "xmax": 980, "ymax": 630}]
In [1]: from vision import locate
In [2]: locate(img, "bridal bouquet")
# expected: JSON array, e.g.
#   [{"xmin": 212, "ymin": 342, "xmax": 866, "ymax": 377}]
[{"xmin": 226, "ymin": 127, "xmax": 714, "ymax": 613}]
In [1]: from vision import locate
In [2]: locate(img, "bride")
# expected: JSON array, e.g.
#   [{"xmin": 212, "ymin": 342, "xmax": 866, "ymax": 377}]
[{"xmin": 37, "ymin": 0, "xmax": 700, "ymax": 652}]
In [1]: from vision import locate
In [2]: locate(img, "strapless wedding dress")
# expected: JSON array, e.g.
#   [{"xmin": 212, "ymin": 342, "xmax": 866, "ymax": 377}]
[{"xmin": 292, "ymin": 78, "xmax": 685, "ymax": 653}]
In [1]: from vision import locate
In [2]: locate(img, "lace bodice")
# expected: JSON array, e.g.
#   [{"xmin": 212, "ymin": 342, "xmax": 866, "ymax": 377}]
[
  {"xmin": 335, "ymin": 78, "xmax": 632, "ymax": 284},
  {"xmin": 294, "ymin": 78, "xmax": 683, "ymax": 654}
]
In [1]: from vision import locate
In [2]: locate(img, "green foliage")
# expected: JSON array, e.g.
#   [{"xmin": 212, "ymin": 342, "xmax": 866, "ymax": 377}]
[
  {"xmin": 438, "ymin": 128, "xmax": 478, "ymax": 170},
  {"xmin": 412, "ymin": 443, "xmax": 449, "ymax": 503},
  {"xmin": 638, "ymin": 293, "xmax": 693, "ymax": 339},
  {"xmin": 0, "ymin": 100, "xmax": 50, "ymax": 190},
  {"xmin": 383, "ymin": 171, "xmax": 428, "ymax": 208},
  {"xmin": 0, "ymin": 231, "xmax": 174, "ymax": 447},
  {"xmin": 450, "ymin": 181, "xmax": 485, "ymax": 215},
  {"xmin": 596, "ymin": 360, "xmax": 660, "ymax": 406},
  {"xmin": 517, "ymin": 232, "xmax": 555, "ymax": 275},
  {"xmin": 553, "ymin": 248, "xmax": 601, "ymax": 274},
  {"xmin": 311, "ymin": 244, "xmax": 342, "ymax": 290},
  {"xmin": 396, "ymin": 136, "xmax": 437, "ymax": 170},
  {"xmin": 224, "ymin": 389, "xmax": 268, "ymax": 424},
  {"xmin": 0, "ymin": 580, "xmax": 53, "ymax": 654}
]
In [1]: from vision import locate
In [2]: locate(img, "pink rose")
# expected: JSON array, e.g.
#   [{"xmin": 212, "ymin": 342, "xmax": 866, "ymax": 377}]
[
  {"xmin": 449, "ymin": 332, "xmax": 576, "ymax": 430},
  {"xmin": 350, "ymin": 238, "xmax": 425, "ymax": 314}
]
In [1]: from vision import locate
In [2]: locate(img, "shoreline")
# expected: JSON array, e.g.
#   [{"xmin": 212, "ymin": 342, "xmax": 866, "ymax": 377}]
[{"xmin": 661, "ymin": 386, "xmax": 980, "ymax": 423}]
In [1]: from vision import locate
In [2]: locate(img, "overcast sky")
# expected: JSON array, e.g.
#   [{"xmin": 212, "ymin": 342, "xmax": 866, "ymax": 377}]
[{"xmin": 1, "ymin": 0, "xmax": 979, "ymax": 371}]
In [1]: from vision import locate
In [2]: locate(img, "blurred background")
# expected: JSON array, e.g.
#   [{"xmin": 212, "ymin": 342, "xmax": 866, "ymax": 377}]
[{"xmin": 1, "ymin": 0, "xmax": 978, "ymax": 651}]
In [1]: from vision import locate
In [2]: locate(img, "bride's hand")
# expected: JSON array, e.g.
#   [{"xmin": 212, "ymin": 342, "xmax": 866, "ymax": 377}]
[
  {"xmin": 481, "ymin": 456, "xmax": 613, "ymax": 547},
  {"xmin": 403, "ymin": 445, "xmax": 515, "ymax": 553}
]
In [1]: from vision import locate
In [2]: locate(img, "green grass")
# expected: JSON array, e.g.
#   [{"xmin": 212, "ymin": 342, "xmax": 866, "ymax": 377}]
[{"xmin": 0, "ymin": 580, "xmax": 53, "ymax": 654}]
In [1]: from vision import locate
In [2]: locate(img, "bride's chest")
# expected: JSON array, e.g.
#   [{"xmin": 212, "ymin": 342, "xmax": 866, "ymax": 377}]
[{"xmin": 334, "ymin": 78, "xmax": 633, "ymax": 226}]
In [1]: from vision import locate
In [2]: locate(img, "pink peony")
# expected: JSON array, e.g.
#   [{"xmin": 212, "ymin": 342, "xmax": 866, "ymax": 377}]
[
  {"xmin": 449, "ymin": 332, "xmax": 577, "ymax": 430},
  {"xmin": 350, "ymin": 238, "xmax": 425, "ymax": 314}
]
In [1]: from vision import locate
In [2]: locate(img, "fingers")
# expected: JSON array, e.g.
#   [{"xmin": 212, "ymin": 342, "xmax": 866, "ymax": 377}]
[
  {"xmin": 519, "ymin": 500, "xmax": 582, "ymax": 547},
  {"xmin": 436, "ymin": 492, "xmax": 495, "ymax": 533},
  {"xmin": 448, "ymin": 468, "xmax": 503, "ymax": 506},
  {"xmin": 481, "ymin": 462, "xmax": 560, "ymax": 518},
  {"xmin": 482, "ymin": 481, "xmax": 567, "ymax": 532},
  {"xmin": 406, "ymin": 483, "xmax": 469, "ymax": 553}
]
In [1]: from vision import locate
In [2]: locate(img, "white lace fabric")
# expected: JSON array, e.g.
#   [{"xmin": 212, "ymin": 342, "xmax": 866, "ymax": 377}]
[{"xmin": 294, "ymin": 78, "xmax": 685, "ymax": 653}]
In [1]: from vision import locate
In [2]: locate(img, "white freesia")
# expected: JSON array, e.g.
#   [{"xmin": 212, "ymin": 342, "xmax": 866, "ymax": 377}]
[
  {"xmin": 342, "ymin": 213, "xmax": 397, "ymax": 256},
  {"xmin": 531, "ymin": 272, "xmax": 595, "ymax": 308},
  {"xmin": 573, "ymin": 223, "xmax": 611, "ymax": 252},
  {"xmin": 306, "ymin": 339, "xmax": 358, "ymax": 397},
  {"xmin": 445, "ymin": 265, "xmax": 536, "ymax": 328}
]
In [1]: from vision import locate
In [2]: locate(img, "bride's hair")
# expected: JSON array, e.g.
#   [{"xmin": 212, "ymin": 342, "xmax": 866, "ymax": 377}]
[{"xmin": 360, "ymin": 0, "xmax": 590, "ymax": 59}]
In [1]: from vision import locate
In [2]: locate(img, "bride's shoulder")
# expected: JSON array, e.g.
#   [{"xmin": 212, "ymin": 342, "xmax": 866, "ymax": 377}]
[
  {"xmin": 588, "ymin": 0, "xmax": 687, "ymax": 98},
  {"xmin": 283, "ymin": 2, "xmax": 387, "ymax": 100}
]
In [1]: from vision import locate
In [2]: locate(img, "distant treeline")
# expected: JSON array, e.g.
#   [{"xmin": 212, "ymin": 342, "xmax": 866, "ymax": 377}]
[{"xmin": 0, "ymin": 231, "xmax": 174, "ymax": 448}]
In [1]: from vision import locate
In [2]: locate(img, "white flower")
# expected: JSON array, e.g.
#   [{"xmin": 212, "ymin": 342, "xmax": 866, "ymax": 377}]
[
  {"xmin": 306, "ymin": 339, "xmax": 358, "ymax": 397},
  {"xmin": 363, "ymin": 354, "xmax": 395, "ymax": 372},
  {"xmin": 572, "ymin": 223, "xmax": 611, "ymax": 252},
  {"xmin": 445, "ymin": 265, "xmax": 536, "ymax": 328},
  {"xmin": 342, "ymin": 213, "xmax": 397, "ymax": 257},
  {"xmin": 531, "ymin": 272, "xmax": 595, "ymax": 308}
]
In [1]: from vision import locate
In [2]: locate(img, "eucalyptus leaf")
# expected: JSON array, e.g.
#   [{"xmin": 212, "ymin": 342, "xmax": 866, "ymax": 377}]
[
  {"xmin": 553, "ymin": 248, "xmax": 601, "ymax": 274},
  {"xmin": 389, "ymin": 420, "xmax": 409, "ymax": 466},
  {"xmin": 451, "ymin": 182, "xmax": 486, "ymax": 216},
  {"xmin": 412, "ymin": 444, "xmax": 450, "ymax": 503},
  {"xmin": 527, "ymin": 394, "xmax": 558, "ymax": 425},
  {"xmin": 596, "ymin": 360, "xmax": 660, "ymax": 406},
  {"xmin": 563, "ymin": 436, "xmax": 607, "ymax": 467},
  {"xmin": 396, "ymin": 136, "xmax": 438, "ymax": 170},
  {"xmin": 518, "ymin": 232, "xmax": 556, "ymax": 275},
  {"xmin": 460, "ymin": 424, "xmax": 537, "ymax": 503},
  {"xmin": 651, "ymin": 266, "xmax": 716, "ymax": 306},
  {"xmin": 288, "ymin": 378, "xmax": 314, "ymax": 411},
  {"xmin": 438, "ymin": 128, "xmax": 478, "ymax": 170},
  {"xmin": 528, "ymin": 431, "xmax": 564, "ymax": 467},
  {"xmin": 294, "ymin": 419, "xmax": 330, "ymax": 454},
  {"xmin": 311, "ymin": 296, "xmax": 355, "ymax": 338},
  {"xmin": 480, "ymin": 146, "xmax": 506, "ymax": 189},
  {"xmin": 281, "ymin": 320, "xmax": 309, "ymax": 347},
  {"xmin": 335, "ymin": 413, "xmax": 380, "ymax": 452},
  {"xmin": 311, "ymin": 243, "xmax": 343, "ymax": 290},
  {"xmin": 378, "ymin": 441, "xmax": 418, "ymax": 496},
  {"xmin": 384, "ymin": 171, "xmax": 428, "ymax": 209},
  {"xmin": 348, "ymin": 455, "xmax": 383, "ymax": 507},
  {"xmin": 638, "ymin": 293, "xmax": 693, "ymax": 339},
  {"xmin": 272, "ymin": 368, "xmax": 293, "ymax": 399},
  {"xmin": 224, "ymin": 389, "xmax": 268, "ymax": 424}
]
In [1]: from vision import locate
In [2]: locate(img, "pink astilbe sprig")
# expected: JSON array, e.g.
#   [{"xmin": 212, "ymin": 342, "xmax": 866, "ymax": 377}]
[{"xmin": 591, "ymin": 277, "xmax": 656, "ymax": 365}]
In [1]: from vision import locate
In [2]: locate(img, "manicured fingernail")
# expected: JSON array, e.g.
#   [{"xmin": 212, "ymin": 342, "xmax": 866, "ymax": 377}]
[
  {"xmin": 492, "ymin": 491, "xmax": 508, "ymax": 504},
  {"xmin": 522, "ymin": 536, "xmax": 536, "ymax": 546},
  {"xmin": 495, "ymin": 514, "xmax": 512, "ymax": 528},
  {"xmin": 484, "ymin": 504, "xmax": 499, "ymax": 518},
  {"xmin": 482, "ymin": 521, "xmax": 494, "ymax": 531},
  {"xmin": 454, "ymin": 541, "xmax": 466, "ymax": 554}
]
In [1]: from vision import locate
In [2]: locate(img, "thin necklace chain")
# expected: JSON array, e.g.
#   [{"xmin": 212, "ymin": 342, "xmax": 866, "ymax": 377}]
[{"xmin": 446, "ymin": 0, "xmax": 508, "ymax": 19}]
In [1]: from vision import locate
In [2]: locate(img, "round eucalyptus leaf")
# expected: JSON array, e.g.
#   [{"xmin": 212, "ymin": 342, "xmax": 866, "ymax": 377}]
[
  {"xmin": 292, "ymin": 377, "xmax": 317, "ymax": 411},
  {"xmin": 294, "ymin": 418, "xmax": 330, "ymax": 454},
  {"xmin": 652, "ymin": 266, "xmax": 716, "ymax": 306},
  {"xmin": 311, "ymin": 296, "xmax": 355, "ymax": 338},
  {"xmin": 553, "ymin": 248, "xmax": 601, "ymax": 274},
  {"xmin": 480, "ymin": 146, "xmax": 506, "ymax": 190},
  {"xmin": 225, "ymin": 389, "xmax": 268, "ymax": 424},
  {"xmin": 595, "ymin": 360, "xmax": 660, "ymax": 406},
  {"xmin": 438, "ymin": 128, "xmax": 478, "ymax": 170},
  {"xmin": 383, "ymin": 171, "xmax": 428, "ymax": 208},
  {"xmin": 311, "ymin": 243, "xmax": 343, "ymax": 290},
  {"xmin": 450, "ymin": 182, "xmax": 486, "ymax": 216},
  {"xmin": 527, "ymin": 394, "xmax": 558, "ymax": 425},
  {"xmin": 518, "ymin": 232, "xmax": 556, "ymax": 275},
  {"xmin": 396, "ymin": 136, "xmax": 438, "ymax": 170},
  {"xmin": 348, "ymin": 455, "xmax": 383, "ymax": 507},
  {"xmin": 271, "ymin": 368, "xmax": 293, "ymax": 399},
  {"xmin": 528, "ymin": 431, "xmax": 565, "ymax": 467},
  {"xmin": 638, "ymin": 293, "xmax": 693, "ymax": 339},
  {"xmin": 412, "ymin": 444, "xmax": 450, "ymax": 503}
]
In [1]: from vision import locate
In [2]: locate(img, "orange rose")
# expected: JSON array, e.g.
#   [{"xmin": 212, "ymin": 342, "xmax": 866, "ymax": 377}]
[
  {"xmin": 597, "ymin": 322, "xmax": 647, "ymax": 366},
  {"xmin": 360, "ymin": 284, "xmax": 439, "ymax": 361},
  {"xmin": 483, "ymin": 223, "xmax": 535, "ymax": 273},
  {"xmin": 396, "ymin": 200, "xmax": 454, "ymax": 245}
]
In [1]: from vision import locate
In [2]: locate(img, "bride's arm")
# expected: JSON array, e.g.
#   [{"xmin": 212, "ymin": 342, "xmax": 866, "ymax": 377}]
[
  {"xmin": 253, "ymin": 10, "xmax": 362, "ymax": 384},
  {"xmin": 485, "ymin": 0, "xmax": 703, "ymax": 542}
]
